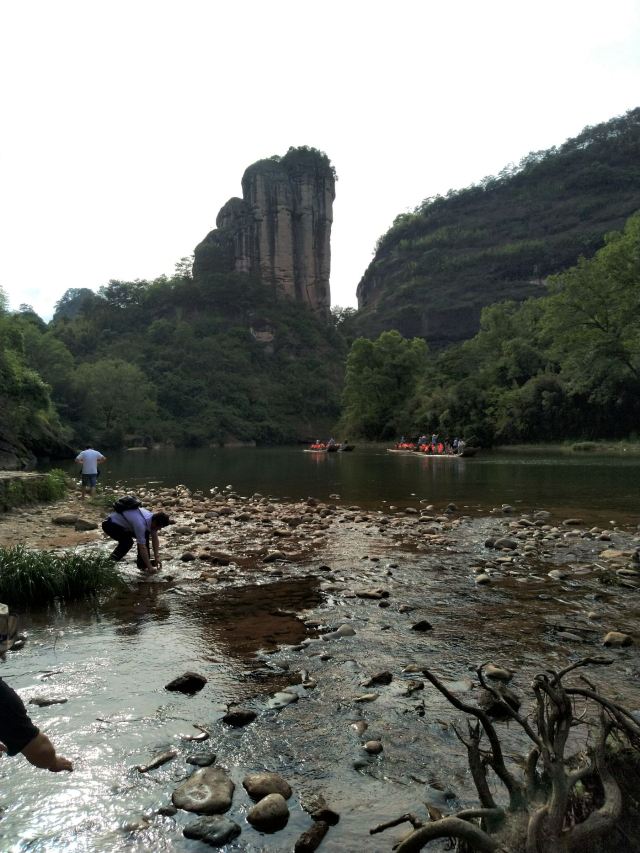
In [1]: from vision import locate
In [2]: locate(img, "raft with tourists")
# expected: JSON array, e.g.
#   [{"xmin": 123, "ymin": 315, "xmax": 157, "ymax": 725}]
[
  {"xmin": 387, "ymin": 438, "xmax": 478, "ymax": 458},
  {"xmin": 304, "ymin": 440, "xmax": 355, "ymax": 453}
]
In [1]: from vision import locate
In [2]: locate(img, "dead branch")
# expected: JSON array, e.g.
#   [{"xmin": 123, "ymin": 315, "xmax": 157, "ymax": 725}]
[
  {"xmin": 422, "ymin": 668, "xmax": 526, "ymax": 810},
  {"xmin": 551, "ymin": 656, "xmax": 612, "ymax": 685},
  {"xmin": 370, "ymin": 813, "xmax": 423, "ymax": 835},
  {"xmin": 394, "ymin": 816, "xmax": 509, "ymax": 852}
]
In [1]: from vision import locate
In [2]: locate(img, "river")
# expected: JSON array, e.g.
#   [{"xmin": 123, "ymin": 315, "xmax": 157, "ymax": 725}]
[
  {"xmin": 57, "ymin": 445, "xmax": 640, "ymax": 524},
  {"xmin": 0, "ymin": 447, "xmax": 637, "ymax": 852}
]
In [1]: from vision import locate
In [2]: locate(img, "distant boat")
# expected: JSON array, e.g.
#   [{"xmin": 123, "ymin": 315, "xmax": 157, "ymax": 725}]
[
  {"xmin": 303, "ymin": 443, "xmax": 356, "ymax": 453},
  {"xmin": 339, "ymin": 444, "xmax": 355, "ymax": 452},
  {"xmin": 387, "ymin": 446, "xmax": 479, "ymax": 458}
]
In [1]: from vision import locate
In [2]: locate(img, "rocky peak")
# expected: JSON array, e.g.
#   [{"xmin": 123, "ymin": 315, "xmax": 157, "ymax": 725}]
[{"xmin": 193, "ymin": 147, "xmax": 335, "ymax": 316}]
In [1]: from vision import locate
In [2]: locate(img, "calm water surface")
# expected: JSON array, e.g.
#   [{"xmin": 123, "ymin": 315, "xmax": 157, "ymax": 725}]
[{"xmin": 58, "ymin": 446, "xmax": 640, "ymax": 524}]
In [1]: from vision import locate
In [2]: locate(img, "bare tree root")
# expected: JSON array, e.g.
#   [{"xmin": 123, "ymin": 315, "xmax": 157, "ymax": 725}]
[{"xmin": 370, "ymin": 657, "xmax": 640, "ymax": 852}]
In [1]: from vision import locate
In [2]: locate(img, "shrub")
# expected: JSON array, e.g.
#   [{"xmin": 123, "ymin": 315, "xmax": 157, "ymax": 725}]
[{"xmin": 0, "ymin": 546, "xmax": 124, "ymax": 607}]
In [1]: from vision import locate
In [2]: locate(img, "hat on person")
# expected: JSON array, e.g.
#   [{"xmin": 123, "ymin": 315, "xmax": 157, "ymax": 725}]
[{"xmin": 0, "ymin": 603, "xmax": 18, "ymax": 654}]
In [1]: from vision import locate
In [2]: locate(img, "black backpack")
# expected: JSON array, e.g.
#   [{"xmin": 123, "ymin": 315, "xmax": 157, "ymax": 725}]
[{"xmin": 113, "ymin": 495, "xmax": 142, "ymax": 514}]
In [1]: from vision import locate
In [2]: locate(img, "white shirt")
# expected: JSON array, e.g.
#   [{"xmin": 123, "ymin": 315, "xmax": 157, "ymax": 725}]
[{"xmin": 75, "ymin": 448, "xmax": 104, "ymax": 475}]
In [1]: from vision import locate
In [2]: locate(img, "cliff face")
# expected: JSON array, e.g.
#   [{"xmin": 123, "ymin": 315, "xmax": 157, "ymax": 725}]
[
  {"xmin": 193, "ymin": 147, "xmax": 335, "ymax": 315},
  {"xmin": 355, "ymin": 108, "xmax": 640, "ymax": 347}
]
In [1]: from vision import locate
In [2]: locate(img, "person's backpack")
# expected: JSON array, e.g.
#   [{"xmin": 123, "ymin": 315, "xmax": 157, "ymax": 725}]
[{"xmin": 113, "ymin": 495, "xmax": 142, "ymax": 514}]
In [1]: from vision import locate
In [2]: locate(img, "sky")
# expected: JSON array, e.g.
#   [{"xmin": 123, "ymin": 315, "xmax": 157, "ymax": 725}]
[{"xmin": 1, "ymin": 0, "xmax": 639, "ymax": 320}]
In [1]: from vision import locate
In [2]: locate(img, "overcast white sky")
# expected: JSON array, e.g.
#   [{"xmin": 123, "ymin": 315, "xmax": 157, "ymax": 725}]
[{"xmin": 1, "ymin": 0, "xmax": 639, "ymax": 319}]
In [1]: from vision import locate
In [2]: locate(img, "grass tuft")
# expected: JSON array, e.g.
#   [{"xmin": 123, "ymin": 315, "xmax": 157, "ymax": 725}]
[{"xmin": 0, "ymin": 546, "xmax": 125, "ymax": 607}]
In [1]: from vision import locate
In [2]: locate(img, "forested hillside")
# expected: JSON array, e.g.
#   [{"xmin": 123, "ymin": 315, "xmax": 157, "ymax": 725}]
[
  {"xmin": 0, "ymin": 289, "xmax": 71, "ymax": 467},
  {"xmin": 342, "ymin": 211, "xmax": 640, "ymax": 444},
  {"xmin": 356, "ymin": 108, "xmax": 640, "ymax": 347},
  {"xmin": 38, "ymin": 269, "xmax": 345, "ymax": 449}
]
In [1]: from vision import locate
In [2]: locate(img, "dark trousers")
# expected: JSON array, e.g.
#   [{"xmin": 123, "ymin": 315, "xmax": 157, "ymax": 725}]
[{"xmin": 102, "ymin": 518, "xmax": 150, "ymax": 568}]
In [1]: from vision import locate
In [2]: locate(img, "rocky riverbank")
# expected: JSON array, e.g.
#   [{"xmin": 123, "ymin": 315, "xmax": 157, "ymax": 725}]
[{"xmin": 1, "ymin": 486, "xmax": 639, "ymax": 851}]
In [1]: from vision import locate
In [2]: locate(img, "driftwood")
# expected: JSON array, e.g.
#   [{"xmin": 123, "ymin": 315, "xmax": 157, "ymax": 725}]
[{"xmin": 371, "ymin": 657, "xmax": 640, "ymax": 853}]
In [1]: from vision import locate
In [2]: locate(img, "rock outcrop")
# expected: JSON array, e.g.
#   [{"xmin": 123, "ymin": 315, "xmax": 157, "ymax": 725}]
[{"xmin": 193, "ymin": 147, "xmax": 335, "ymax": 316}]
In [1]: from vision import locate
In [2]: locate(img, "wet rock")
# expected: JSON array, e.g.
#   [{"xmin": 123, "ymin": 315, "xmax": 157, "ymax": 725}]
[
  {"xmin": 263, "ymin": 550, "xmax": 286, "ymax": 562},
  {"xmin": 475, "ymin": 573, "xmax": 491, "ymax": 585},
  {"xmin": 322, "ymin": 624, "xmax": 356, "ymax": 641},
  {"xmin": 74, "ymin": 518, "xmax": 98, "ymax": 531},
  {"xmin": 484, "ymin": 537, "xmax": 496, "ymax": 548},
  {"xmin": 181, "ymin": 552, "xmax": 197, "ymax": 562},
  {"xmin": 158, "ymin": 804, "xmax": 178, "ymax": 816},
  {"xmin": 603, "ymin": 631, "xmax": 633, "ymax": 648},
  {"xmin": 52, "ymin": 514, "xmax": 78, "ymax": 525},
  {"xmin": 362, "ymin": 671, "xmax": 393, "ymax": 687},
  {"xmin": 410, "ymin": 620, "xmax": 432, "ymax": 632},
  {"xmin": 172, "ymin": 766, "xmax": 234, "ymax": 814},
  {"xmin": 222, "ymin": 708, "xmax": 256, "ymax": 727},
  {"xmin": 484, "ymin": 664, "xmax": 513, "ymax": 683},
  {"xmin": 350, "ymin": 720, "xmax": 368, "ymax": 736},
  {"xmin": 547, "ymin": 569, "xmax": 568, "ymax": 581},
  {"xmin": 599, "ymin": 549, "xmax": 626, "ymax": 560},
  {"xmin": 294, "ymin": 821, "xmax": 330, "ymax": 852},
  {"xmin": 187, "ymin": 752, "xmax": 217, "ymax": 767},
  {"xmin": 268, "ymin": 691, "xmax": 298, "ymax": 709},
  {"xmin": 378, "ymin": 599, "xmax": 391, "ymax": 608},
  {"xmin": 246, "ymin": 793, "xmax": 289, "ymax": 830},
  {"xmin": 242, "ymin": 772, "xmax": 292, "ymax": 801},
  {"xmin": 363, "ymin": 740, "xmax": 383, "ymax": 754},
  {"xmin": 501, "ymin": 505, "xmax": 514, "ymax": 514},
  {"xmin": 29, "ymin": 696, "xmax": 67, "ymax": 707},
  {"xmin": 173, "ymin": 524, "xmax": 193, "ymax": 534},
  {"xmin": 494, "ymin": 537, "xmax": 517, "ymax": 550},
  {"xmin": 183, "ymin": 816, "xmax": 241, "ymax": 847},
  {"xmin": 165, "ymin": 672, "xmax": 207, "ymax": 694},
  {"xmin": 563, "ymin": 518, "xmax": 583, "ymax": 526},
  {"xmin": 354, "ymin": 588, "xmax": 389, "ymax": 599},
  {"xmin": 137, "ymin": 749, "xmax": 178, "ymax": 772},
  {"xmin": 354, "ymin": 692, "xmax": 379, "ymax": 703}
]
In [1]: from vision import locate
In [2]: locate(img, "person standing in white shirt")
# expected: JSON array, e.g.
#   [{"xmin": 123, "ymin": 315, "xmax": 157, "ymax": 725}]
[{"xmin": 75, "ymin": 446, "xmax": 106, "ymax": 499}]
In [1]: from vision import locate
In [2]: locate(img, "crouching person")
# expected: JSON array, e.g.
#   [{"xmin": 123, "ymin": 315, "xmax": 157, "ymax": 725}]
[{"xmin": 102, "ymin": 499, "xmax": 172, "ymax": 573}]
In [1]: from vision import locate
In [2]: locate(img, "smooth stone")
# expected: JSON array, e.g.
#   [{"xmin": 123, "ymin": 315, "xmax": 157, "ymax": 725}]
[
  {"xmin": 547, "ymin": 569, "xmax": 568, "ymax": 580},
  {"xmin": 475, "ymin": 574, "xmax": 491, "ymax": 584},
  {"xmin": 246, "ymin": 793, "xmax": 289, "ymax": 830},
  {"xmin": 493, "ymin": 537, "xmax": 517, "ymax": 550},
  {"xmin": 398, "ymin": 604, "xmax": 413, "ymax": 613},
  {"xmin": 74, "ymin": 518, "xmax": 98, "ymax": 531},
  {"xmin": 165, "ymin": 672, "xmax": 207, "ymax": 694},
  {"xmin": 363, "ymin": 740, "xmax": 383, "ymax": 754},
  {"xmin": 137, "ymin": 749, "xmax": 178, "ymax": 772},
  {"xmin": 187, "ymin": 752, "xmax": 217, "ymax": 767},
  {"xmin": 181, "ymin": 552, "xmax": 197, "ymax": 562},
  {"xmin": 183, "ymin": 816, "xmax": 241, "ymax": 847},
  {"xmin": 268, "ymin": 691, "xmax": 299, "ymax": 709},
  {"xmin": 354, "ymin": 588, "xmax": 389, "ymax": 599},
  {"xmin": 172, "ymin": 767, "xmax": 235, "ymax": 814},
  {"xmin": 242, "ymin": 772, "xmax": 292, "ymax": 801},
  {"xmin": 28, "ymin": 696, "xmax": 67, "ymax": 707},
  {"xmin": 221, "ymin": 709, "xmax": 256, "ymax": 727},
  {"xmin": 362, "ymin": 671, "xmax": 393, "ymax": 687},
  {"xmin": 354, "ymin": 693, "xmax": 379, "ymax": 703},
  {"xmin": 484, "ymin": 664, "xmax": 513, "ymax": 683},
  {"xmin": 52, "ymin": 515, "xmax": 78, "ymax": 525},
  {"xmin": 603, "ymin": 631, "xmax": 633, "ymax": 647},
  {"xmin": 410, "ymin": 620, "xmax": 432, "ymax": 632},
  {"xmin": 350, "ymin": 720, "xmax": 368, "ymax": 736}
]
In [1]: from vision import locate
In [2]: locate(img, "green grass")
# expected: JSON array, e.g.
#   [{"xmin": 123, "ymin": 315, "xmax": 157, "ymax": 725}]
[
  {"xmin": 0, "ymin": 469, "xmax": 68, "ymax": 512},
  {"xmin": 0, "ymin": 546, "xmax": 125, "ymax": 607}
]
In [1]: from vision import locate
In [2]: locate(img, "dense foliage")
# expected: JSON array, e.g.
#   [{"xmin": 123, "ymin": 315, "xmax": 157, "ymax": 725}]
[
  {"xmin": 343, "ymin": 211, "xmax": 640, "ymax": 444},
  {"xmin": 20, "ymin": 268, "xmax": 346, "ymax": 449},
  {"xmin": 0, "ymin": 289, "xmax": 70, "ymax": 463},
  {"xmin": 356, "ymin": 108, "xmax": 640, "ymax": 347}
]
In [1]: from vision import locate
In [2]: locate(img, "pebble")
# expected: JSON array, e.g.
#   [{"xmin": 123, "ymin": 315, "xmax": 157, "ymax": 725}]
[
  {"xmin": 187, "ymin": 752, "xmax": 217, "ymax": 767},
  {"xmin": 246, "ymin": 793, "xmax": 289, "ymax": 830},
  {"xmin": 363, "ymin": 740, "xmax": 383, "ymax": 754},
  {"xmin": 221, "ymin": 709, "xmax": 256, "ymax": 727},
  {"xmin": 165, "ymin": 672, "xmax": 207, "ymax": 694},
  {"xmin": 243, "ymin": 772, "xmax": 292, "ymax": 801},
  {"xmin": 137, "ymin": 749, "xmax": 178, "ymax": 773},
  {"xmin": 350, "ymin": 720, "xmax": 368, "ymax": 736},
  {"xmin": 183, "ymin": 815, "xmax": 241, "ymax": 847},
  {"xmin": 603, "ymin": 631, "xmax": 633, "ymax": 647},
  {"xmin": 29, "ymin": 696, "xmax": 67, "ymax": 707},
  {"xmin": 410, "ymin": 620, "xmax": 432, "ymax": 632},
  {"xmin": 475, "ymin": 574, "xmax": 491, "ymax": 584},
  {"xmin": 294, "ymin": 821, "xmax": 330, "ymax": 852},
  {"xmin": 362, "ymin": 671, "xmax": 393, "ymax": 687},
  {"xmin": 484, "ymin": 664, "xmax": 513, "ymax": 683},
  {"xmin": 172, "ymin": 767, "xmax": 235, "ymax": 814}
]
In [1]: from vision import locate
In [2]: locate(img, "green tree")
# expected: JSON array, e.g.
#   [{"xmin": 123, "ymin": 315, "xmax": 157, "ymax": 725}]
[{"xmin": 341, "ymin": 331, "xmax": 428, "ymax": 439}]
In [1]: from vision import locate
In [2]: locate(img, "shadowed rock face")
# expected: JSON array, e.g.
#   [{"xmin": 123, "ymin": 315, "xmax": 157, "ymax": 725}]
[{"xmin": 193, "ymin": 148, "xmax": 335, "ymax": 316}]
